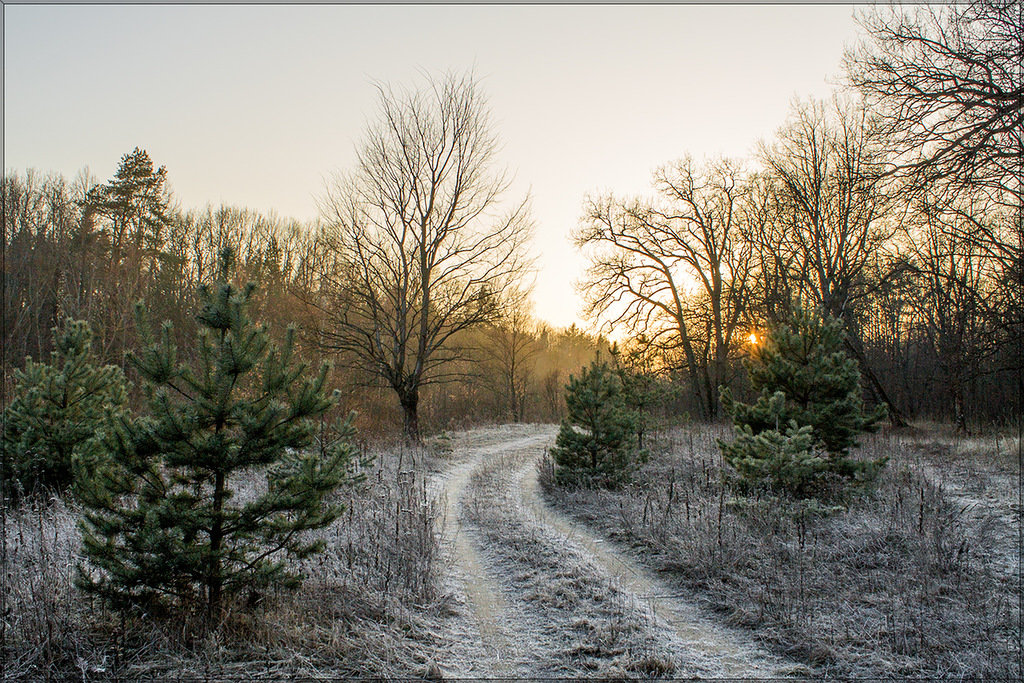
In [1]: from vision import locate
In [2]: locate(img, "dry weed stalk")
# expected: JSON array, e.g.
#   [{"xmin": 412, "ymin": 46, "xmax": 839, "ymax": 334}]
[{"xmin": 1, "ymin": 442, "xmax": 450, "ymax": 680}]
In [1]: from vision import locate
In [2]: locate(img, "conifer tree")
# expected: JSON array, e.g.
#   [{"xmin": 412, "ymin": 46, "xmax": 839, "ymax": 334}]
[
  {"xmin": 84, "ymin": 147, "xmax": 171, "ymax": 261},
  {"xmin": 550, "ymin": 357, "xmax": 643, "ymax": 488},
  {"xmin": 76, "ymin": 251, "xmax": 363, "ymax": 617},
  {"xmin": 719, "ymin": 307, "xmax": 886, "ymax": 497},
  {"xmin": 610, "ymin": 343, "xmax": 674, "ymax": 450},
  {"xmin": 719, "ymin": 392, "xmax": 832, "ymax": 498},
  {"xmin": 80, "ymin": 148, "xmax": 177, "ymax": 361},
  {"xmin": 1, "ymin": 320, "xmax": 127, "ymax": 499}
]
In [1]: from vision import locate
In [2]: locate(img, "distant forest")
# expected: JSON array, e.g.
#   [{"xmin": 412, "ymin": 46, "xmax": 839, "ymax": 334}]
[
  {"xmin": 1, "ymin": 149, "xmax": 612, "ymax": 438},
  {"xmin": 3, "ymin": 3, "xmax": 1020, "ymax": 437}
]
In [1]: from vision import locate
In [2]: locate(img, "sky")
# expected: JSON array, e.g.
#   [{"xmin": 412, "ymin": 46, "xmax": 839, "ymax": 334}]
[{"xmin": 4, "ymin": 4, "xmax": 865, "ymax": 329}]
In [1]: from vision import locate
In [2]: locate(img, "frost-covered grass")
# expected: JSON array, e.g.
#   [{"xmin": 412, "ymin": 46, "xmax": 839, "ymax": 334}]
[
  {"xmin": 543, "ymin": 423, "xmax": 1022, "ymax": 678},
  {"xmin": 6, "ymin": 423, "xmax": 1017, "ymax": 679},
  {"xmin": 1, "ymin": 442, "xmax": 452, "ymax": 681}
]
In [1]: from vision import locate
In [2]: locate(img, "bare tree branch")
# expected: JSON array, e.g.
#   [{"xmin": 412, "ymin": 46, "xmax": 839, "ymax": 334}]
[{"xmin": 575, "ymin": 157, "xmax": 754, "ymax": 418}]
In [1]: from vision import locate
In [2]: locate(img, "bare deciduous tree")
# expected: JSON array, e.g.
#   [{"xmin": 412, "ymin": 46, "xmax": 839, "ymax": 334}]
[
  {"xmin": 756, "ymin": 98, "xmax": 907, "ymax": 425},
  {"xmin": 2, "ymin": 172, "xmax": 74, "ymax": 366},
  {"xmin": 903, "ymin": 197, "xmax": 1002, "ymax": 433},
  {"xmin": 758, "ymin": 99, "xmax": 892, "ymax": 319},
  {"xmin": 846, "ymin": 0, "xmax": 1023, "ymax": 208},
  {"xmin": 315, "ymin": 73, "xmax": 533, "ymax": 441},
  {"xmin": 847, "ymin": 1, "xmax": 1022, "ymax": 419},
  {"xmin": 576, "ymin": 157, "xmax": 753, "ymax": 419},
  {"xmin": 481, "ymin": 289, "xmax": 542, "ymax": 422}
]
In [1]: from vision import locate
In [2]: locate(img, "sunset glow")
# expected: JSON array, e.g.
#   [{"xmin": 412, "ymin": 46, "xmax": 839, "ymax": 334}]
[
  {"xmin": 2, "ymin": 4, "xmax": 1015, "ymax": 676},
  {"xmin": 3, "ymin": 4, "xmax": 862, "ymax": 330}
]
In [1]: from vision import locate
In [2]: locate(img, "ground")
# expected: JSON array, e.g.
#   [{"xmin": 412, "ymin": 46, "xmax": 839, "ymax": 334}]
[
  {"xmin": 4, "ymin": 422, "xmax": 1019, "ymax": 679},
  {"xmin": 429, "ymin": 424, "xmax": 807, "ymax": 677}
]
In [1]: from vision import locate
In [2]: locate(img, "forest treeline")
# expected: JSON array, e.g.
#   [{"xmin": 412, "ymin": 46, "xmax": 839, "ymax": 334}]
[
  {"xmin": 3, "ymin": 2, "xmax": 1020, "ymax": 439},
  {"xmin": 576, "ymin": 96, "xmax": 1020, "ymax": 429},
  {"xmin": 1, "ymin": 159, "xmax": 609, "ymax": 437},
  {"xmin": 577, "ymin": 1, "xmax": 1020, "ymax": 430}
]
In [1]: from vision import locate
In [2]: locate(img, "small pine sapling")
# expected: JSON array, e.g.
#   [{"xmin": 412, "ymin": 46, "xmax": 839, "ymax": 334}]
[
  {"xmin": 719, "ymin": 307, "xmax": 887, "ymax": 498},
  {"xmin": 720, "ymin": 392, "xmax": 831, "ymax": 498},
  {"xmin": 76, "ymin": 253, "xmax": 365, "ymax": 618},
  {"xmin": 1, "ymin": 320, "xmax": 127, "ymax": 500},
  {"xmin": 550, "ymin": 357, "xmax": 645, "ymax": 488}
]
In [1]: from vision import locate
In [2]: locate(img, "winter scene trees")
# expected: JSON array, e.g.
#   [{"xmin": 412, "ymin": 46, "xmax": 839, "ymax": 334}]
[{"xmin": 3, "ymin": 3, "xmax": 1020, "ymax": 679}]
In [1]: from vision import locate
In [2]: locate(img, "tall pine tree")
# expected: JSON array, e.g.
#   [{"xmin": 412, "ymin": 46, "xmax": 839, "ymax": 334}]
[
  {"xmin": 76, "ymin": 251, "xmax": 363, "ymax": 618},
  {"xmin": 84, "ymin": 147, "xmax": 171, "ymax": 261},
  {"xmin": 1, "ymin": 320, "xmax": 127, "ymax": 499}
]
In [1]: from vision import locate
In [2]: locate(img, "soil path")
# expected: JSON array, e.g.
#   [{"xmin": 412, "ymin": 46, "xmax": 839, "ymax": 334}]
[
  {"xmin": 917, "ymin": 460, "xmax": 1021, "ymax": 581},
  {"xmin": 904, "ymin": 433, "xmax": 1021, "ymax": 582},
  {"xmin": 433, "ymin": 431, "xmax": 555, "ymax": 677},
  {"xmin": 432, "ymin": 425, "xmax": 800, "ymax": 678},
  {"xmin": 516, "ymin": 458, "xmax": 793, "ymax": 677}
]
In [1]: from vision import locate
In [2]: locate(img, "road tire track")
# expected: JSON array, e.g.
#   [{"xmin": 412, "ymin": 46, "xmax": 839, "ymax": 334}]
[
  {"xmin": 433, "ymin": 431, "xmax": 556, "ymax": 677},
  {"xmin": 517, "ymin": 455, "xmax": 800, "ymax": 678}
]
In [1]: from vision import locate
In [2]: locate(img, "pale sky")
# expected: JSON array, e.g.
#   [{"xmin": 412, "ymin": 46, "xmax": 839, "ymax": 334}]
[{"xmin": 4, "ymin": 3, "xmax": 864, "ymax": 329}]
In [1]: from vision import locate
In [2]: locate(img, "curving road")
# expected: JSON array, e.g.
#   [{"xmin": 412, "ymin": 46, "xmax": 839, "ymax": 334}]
[{"xmin": 432, "ymin": 424, "xmax": 800, "ymax": 678}]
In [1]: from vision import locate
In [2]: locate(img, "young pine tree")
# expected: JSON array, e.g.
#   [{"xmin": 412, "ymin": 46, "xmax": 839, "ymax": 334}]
[
  {"xmin": 719, "ymin": 392, "xmax": 832, "ymax": 498},
  {"xmin": 76, "ymin": 254, "xmax": 363, "ymax": 618},
  {"xmin": 719, "ymin": 307, "xmax": 886, "ymax": 497},
  {"xmin": 2, "ymin": 320, "xmax": 127, "ymax": 499},
  {"xmin": 610, "ymin": 343, "xmax": 675, "ymax": 450},
  {"xmin": 550, "ymin": 357, "xmax": 644, "ymax": 488}
]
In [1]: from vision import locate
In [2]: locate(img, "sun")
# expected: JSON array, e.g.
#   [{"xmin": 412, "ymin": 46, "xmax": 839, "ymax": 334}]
[{"xmin": 748, "ymin": 331, "xmax": 759, "ymax": 345}]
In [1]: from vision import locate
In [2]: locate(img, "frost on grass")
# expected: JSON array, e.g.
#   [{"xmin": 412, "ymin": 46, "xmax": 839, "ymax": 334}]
[
  {"xmin": 2, "ymin": 443, "xmax": 454, "ymax": 680},
  {"xmin": 544, "ymin": 424, "xmax": 1021, "ymax": 678},
  {"xmin": 458, "ymin": 437, "xmax": 694, "ymax": 678}
]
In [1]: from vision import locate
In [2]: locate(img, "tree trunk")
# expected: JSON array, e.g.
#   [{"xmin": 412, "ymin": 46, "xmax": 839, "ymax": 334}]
[
  {"xmin": 950, "ymin": 374, "xmax": 969, "ymax": 435},
  {"xmin": 843, "ymin": 334, "xmax": 908, "ymax": 428},
  {"xmin": 675, "ymin": 357, "xmax": 708, "ymax": 421},
  {"xmin": 399, "ymin": 388, "xmax": 420, "ymax": 444},
  {"xmin": 508, "ymin": 374, "xmax": 521, "ymax": 422},
  {"xmin": 672, "ymin": 313, "xmax": 709, "ymax": 420},
  {"xmin": 699, "ymin": 365, "xmax": 715, "ymax": 421},
  {"xmin": 208, "ymin": 470, "xmax": 225, "ymax": 619}
]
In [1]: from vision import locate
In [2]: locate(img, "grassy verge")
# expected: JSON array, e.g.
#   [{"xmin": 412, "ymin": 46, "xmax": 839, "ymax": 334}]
[
  {"xmin": 2, "ymin": 443, "xmax": 450, "ymax": 680},
  {"xmin": 542, "ymin": 424, "xmax": 1021, "ymax": 678}
]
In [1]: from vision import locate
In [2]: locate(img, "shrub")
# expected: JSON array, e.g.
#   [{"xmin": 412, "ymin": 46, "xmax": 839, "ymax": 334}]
[
  {"xmin": 76, "ymin": 255, "xmax": 364, "ymax": 618},
  {"xmin": 719, "ymin": 307, "xmax": 886, "ymax": 498}
]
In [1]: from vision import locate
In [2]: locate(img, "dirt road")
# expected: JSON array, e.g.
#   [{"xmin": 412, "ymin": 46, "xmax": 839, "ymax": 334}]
[{"xmin": 431, "ymin": 424, "xmax": 799, "ymax": 678}]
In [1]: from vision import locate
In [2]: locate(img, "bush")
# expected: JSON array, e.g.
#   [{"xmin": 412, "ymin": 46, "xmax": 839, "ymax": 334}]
[
  {"xmin": 719, "ymin": 307, "xmax": 886, "ymax": 498},
  {"xmin": 76, "ymin": 257, "xmax": 364, "ymax": 618}
]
